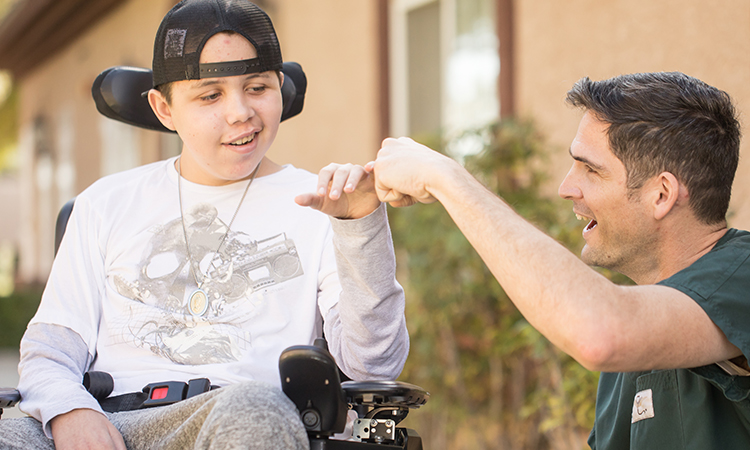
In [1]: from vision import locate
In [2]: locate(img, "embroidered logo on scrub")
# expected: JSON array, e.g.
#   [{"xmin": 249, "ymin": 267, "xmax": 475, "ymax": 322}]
[{"xmin": 631, "ymin": 388, "xmax": 655, "ymax": 423}]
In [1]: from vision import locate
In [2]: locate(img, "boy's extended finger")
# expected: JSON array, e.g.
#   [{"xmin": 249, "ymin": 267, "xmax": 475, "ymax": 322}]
[
  {"xmin": 329, "ymin": 165, "xmax": 355, "ymax": 199},
  {"xmin": 316, "ymin": 164, "xmax": 339, "ymax": 196},
  {"xmin": 343, "ymin": 166, "xmax": 368, "ymax": 193}
]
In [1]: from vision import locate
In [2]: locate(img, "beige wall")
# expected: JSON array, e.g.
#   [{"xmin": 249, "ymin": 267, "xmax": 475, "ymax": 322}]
[
  {"xmin": 15, "ymin": 0, "xmax": 383, "ymax": 281},
  {"xmin": 19, "ymin": 0, "xmax": 171, "ymax": 191},
  {"xmin": 270, "ymin": 0, "xmax": 384, "ymax": 169},
  {"xmin": 514, "ymin": 0, "xmax": 750, "ymax": 228}
]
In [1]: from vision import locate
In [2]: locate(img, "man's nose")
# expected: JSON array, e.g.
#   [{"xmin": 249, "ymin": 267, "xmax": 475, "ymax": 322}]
[{"xmin": 558, "ymin": 166, "xmax": 582, "ymax": 200}]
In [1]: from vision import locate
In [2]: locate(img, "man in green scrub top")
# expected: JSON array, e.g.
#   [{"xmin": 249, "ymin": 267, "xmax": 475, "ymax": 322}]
[{"xmin": 366, "ymin": 72, "xmax": 750, "ymax": 449}]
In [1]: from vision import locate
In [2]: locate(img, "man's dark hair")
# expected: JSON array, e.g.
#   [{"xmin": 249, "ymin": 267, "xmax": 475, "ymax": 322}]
[{"xmin": 566, "ymin": 72, "xmax": 741, "ymax": 225}]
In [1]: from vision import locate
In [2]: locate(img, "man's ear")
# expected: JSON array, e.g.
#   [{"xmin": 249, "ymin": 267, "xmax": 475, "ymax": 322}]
[
  {"xmin": 147, "ymin": 89, "xmax": 176, "ymax": 131},
  {"xmin": 652, "ymin": 171, "xmax": 682, "ymax": 221}
]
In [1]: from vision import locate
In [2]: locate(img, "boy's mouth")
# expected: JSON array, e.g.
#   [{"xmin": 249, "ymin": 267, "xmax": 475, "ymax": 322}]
[{"xmin": 228, "ymin": 132, "xmax": 257, "ymax": 146}]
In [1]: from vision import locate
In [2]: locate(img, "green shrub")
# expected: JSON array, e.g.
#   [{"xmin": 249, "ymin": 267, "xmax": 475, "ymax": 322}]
[{"xmin": 0, "ymin": 284, "xmax": 43, "ymax": 348}]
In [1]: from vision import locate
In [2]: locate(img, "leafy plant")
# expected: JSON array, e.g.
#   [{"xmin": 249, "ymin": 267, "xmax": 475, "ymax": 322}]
[{"xmin": 0, "ymin": 284, "xmax": 43, "ymax": 348}]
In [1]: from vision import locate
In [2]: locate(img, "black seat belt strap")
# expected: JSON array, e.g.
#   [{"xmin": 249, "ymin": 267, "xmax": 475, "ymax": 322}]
[{"xmin": 83, "ymin": 371, "xmax": 215, "ymax": 413}]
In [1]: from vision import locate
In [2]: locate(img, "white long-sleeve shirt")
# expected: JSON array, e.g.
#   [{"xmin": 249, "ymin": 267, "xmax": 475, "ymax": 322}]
[{"xmin": 16, "ymin": 158, "xmax": 408, "ymax": 437}]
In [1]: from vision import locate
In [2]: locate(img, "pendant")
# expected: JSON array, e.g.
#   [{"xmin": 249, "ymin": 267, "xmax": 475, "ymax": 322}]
[{"xmin": 188, "ymin": 289, "xmax": 209, "ymax": 316}]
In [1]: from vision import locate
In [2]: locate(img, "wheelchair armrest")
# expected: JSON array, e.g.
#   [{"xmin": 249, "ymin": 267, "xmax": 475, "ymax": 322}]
[
  {"xmin": 0, "ymin": 388, "xmax": 21, "ymax": 418},
  {"xmin": 279, "ymin": 345, "xmax": 349, "ymax": 436}
]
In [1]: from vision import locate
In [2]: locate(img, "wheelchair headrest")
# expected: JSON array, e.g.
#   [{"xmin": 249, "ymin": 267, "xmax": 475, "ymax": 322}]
[{"xmin": 91, "ymin": 61, "xmax": 307, "ymax": 133}]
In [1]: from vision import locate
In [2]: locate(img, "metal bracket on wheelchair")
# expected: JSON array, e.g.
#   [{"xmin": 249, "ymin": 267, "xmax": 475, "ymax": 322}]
[
  {"xmin": 353, "ymin": 418, "xmax": 398, "ymax": 444},
  {"xmin": 343, "ymin": 380, "xmax": 428, "ymax": 445}
]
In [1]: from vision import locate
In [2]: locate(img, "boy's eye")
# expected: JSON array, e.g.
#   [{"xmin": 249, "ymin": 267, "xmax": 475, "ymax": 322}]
[
  {"xmin": 248, "ymin": 85, "xmax": 266, "ymax": 94},
  {"xmin": 200, "ymin": 92, "xmax": 220, "ymax": 101}
]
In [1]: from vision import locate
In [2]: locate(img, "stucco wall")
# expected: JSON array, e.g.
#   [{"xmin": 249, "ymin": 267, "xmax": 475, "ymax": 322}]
[
  {"xmin": 270, "ymin": 0, "xmax": 384, "ymax": 169},
  {"xmin": 19, "ymin": 0, "xmax": 171, "ymax": 193},
  {"xmin": 515, "ymin": 0, "xmax": 750, "ymax": 228}
]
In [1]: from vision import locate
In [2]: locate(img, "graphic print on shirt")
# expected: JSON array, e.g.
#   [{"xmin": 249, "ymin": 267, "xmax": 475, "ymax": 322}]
[{"xmin": 112, "ymin": 203, "xmax": 304, "ymax": 365}]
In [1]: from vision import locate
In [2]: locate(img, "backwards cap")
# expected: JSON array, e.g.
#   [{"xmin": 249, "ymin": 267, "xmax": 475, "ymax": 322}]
[{"xmin": 152, "ymin": 0, "xmax": 283, "ymax": 87}]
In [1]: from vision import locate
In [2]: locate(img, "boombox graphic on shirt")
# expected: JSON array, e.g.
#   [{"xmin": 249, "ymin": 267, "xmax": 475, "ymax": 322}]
[{"xmin": 111, "ymin": 202, "xmax": 305, "ymax": 365}]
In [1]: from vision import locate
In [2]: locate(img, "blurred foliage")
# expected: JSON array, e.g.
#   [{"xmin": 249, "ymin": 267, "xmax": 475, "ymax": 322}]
[
  {"xmin": 0, "ymin": 71, "xmax": 18, "ymax": 172},
  {"xmin": 391, "ymin": 119, "xmax": 630, "ymax": 450},
  {"xmin": 0, "ymin": 284, "xmax": 43, "ymax": 348},
  {"xmin": 0, "ymin": 0, "xmax": 17, "ymax": 18}
]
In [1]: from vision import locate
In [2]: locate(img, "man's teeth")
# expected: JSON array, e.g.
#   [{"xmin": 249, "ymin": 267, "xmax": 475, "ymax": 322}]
[
  {"xmin": 576, "ymin": 214, "xmax": 585, "ymax": 221},
  {"xmin": 230, "ymin": 134, "xmax": 255, "ymax": 146}
]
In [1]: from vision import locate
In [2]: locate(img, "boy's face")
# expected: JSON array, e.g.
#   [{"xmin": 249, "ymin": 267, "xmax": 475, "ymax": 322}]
[{"xmin": 150, "ymin": 32, "xmax": 283, "ymax": 186}]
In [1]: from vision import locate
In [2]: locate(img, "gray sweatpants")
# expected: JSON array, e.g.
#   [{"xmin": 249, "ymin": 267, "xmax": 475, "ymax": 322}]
[{"xmin": 0, "ymin": 381, "xmax": 310, "ymax": 449}]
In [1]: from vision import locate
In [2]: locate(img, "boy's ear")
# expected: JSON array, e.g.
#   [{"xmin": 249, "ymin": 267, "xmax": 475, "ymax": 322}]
[{"xmin": 147, "ymin": 89, "xmax": 177, "ymax": 131}]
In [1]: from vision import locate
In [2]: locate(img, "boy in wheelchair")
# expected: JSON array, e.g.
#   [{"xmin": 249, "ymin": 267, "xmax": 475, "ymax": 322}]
[{"xmin": 0, "ymin": 0, "xmax": 410, "ymax": 448}]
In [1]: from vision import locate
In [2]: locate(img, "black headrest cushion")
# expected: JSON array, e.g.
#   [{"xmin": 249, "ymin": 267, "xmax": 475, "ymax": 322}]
[{"xmin": 92, "ymin": 61, "xmax": 307, "ymax": 133}]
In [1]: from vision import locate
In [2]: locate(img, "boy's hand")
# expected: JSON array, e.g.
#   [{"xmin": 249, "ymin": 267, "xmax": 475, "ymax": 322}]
[
  {"xmin": 50, "ymin": 408, "xmax": 126, "ymax": 450},
  {"xmin": 295, "ymin": 163, "xmax": 381, "ymax": 219}
]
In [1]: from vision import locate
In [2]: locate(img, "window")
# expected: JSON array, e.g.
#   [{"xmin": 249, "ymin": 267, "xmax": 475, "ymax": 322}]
[{"xmin": 391, "ymin": 0, "xmax": 499, "ymax": 152}]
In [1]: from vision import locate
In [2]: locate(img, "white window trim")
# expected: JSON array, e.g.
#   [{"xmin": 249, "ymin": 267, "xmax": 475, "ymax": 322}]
[{"xmin": 389, "ymin": 0, "xmax": 456, "ymax": 137}]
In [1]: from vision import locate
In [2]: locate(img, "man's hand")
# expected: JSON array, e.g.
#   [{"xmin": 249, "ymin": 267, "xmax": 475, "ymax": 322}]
[
  {"xmin": 295, "ymin": 163, "xmax": 381, "ymax": 219},
  {"xmin": 50, "ymin": 408, "xmax": 126, "ymax": 450},
  {"xmin": 369, "ymin": 137, "xmax": 455, "ymax": 207}
]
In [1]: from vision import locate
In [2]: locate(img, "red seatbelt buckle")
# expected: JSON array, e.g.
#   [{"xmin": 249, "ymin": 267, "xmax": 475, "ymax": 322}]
[
  {"xmin": 141, "ymin": 378, "xmax": 213, "ymax": 408},
  {"xmin": 142, "ymin": 381, "xmax": 188, "ymax": 408}
]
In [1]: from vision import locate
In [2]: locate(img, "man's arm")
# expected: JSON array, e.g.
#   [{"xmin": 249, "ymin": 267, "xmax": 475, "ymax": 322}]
[{"xmin": 371, "ymin": 137, "xmax": 740, "ymax": 373}]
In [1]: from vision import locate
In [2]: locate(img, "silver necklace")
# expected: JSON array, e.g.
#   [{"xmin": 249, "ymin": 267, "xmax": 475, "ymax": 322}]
[{"xmin": 177, "ymin": 158, "xmax": 261, "ymax": 316}]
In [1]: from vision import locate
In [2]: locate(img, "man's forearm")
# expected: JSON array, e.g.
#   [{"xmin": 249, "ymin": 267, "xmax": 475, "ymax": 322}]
[{"xmin": 428, "ymin": 168, "xmax": 622, "ymax": 366}]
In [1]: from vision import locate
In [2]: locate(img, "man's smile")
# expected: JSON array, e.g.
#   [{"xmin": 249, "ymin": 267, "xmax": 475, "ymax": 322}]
[{"xmin": 575, "ymin": 211, "xmax": 598, "ymax": 235}]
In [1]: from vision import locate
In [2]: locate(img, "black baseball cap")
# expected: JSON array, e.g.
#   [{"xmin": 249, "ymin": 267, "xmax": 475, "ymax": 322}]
[{"xmin": 152, "ymin": 0, "xmax": 283, "ymax": 87}]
